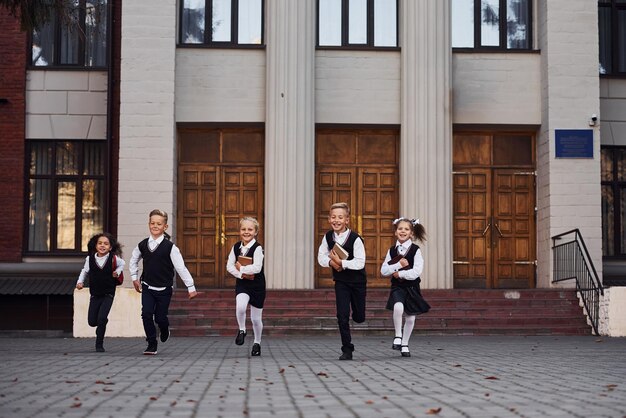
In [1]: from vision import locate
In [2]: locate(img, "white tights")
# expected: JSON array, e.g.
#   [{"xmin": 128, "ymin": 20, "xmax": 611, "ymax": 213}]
[
  {"xmin": 236, "ymin": 293, "xmax": 263, "ymax": 344},
  {"xmin": 393, "ymin": 302, "xmax": 416, "ymax": 346}
]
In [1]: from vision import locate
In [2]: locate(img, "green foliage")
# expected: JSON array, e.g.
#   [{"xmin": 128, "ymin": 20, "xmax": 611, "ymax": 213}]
[{"xmin": 0, "ymin": 0, "xmax": 74, "ymax": 31}]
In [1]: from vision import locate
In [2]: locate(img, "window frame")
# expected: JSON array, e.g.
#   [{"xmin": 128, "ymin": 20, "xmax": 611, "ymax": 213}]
[
  {"xmin": 452, "ymin": 0, "xmax": 533, "ymax": 52},
  {"xmin": 28, "ymin": 0, "xmax": 110, "ymax": 69},
  {"xmin": 178, "ymin": 0, "xmax": 266, "ymax": 48},
  {"xmin": 598, "ymin": 0, "xmax": 626, "ymax": 77},
  {"xmin": 24, "ymin": 139, "xmax": 109, "ymax": 255},
  {"xmin": 601, "ymin": 146, "xmax": 626, "ymax": 259},
  {"xmin": 316, "ymin": 0, "xmax": 399, "ymax": 50}
]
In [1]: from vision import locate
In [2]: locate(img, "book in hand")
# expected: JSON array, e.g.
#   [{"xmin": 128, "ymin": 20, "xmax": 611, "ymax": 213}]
[
  {"xmin": 388, "ymin": 254, "xmax": 410, "ymax": 271},
  {"xmin": 332, "ymin": 243, "xmax": 349, "ymax": 260},
  {"xmin": 238, "ymin": 256, "xmax": 253, "ymax": 266}
]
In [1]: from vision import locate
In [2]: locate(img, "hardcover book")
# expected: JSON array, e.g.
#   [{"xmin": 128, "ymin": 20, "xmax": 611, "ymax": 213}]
[
  {"xmin": 238, "ymin": 256, "xmax": 253, "ymax": 266},
  {"xmin": 332, "ymin": 243, "xmax": 349, "ymax": 260}
]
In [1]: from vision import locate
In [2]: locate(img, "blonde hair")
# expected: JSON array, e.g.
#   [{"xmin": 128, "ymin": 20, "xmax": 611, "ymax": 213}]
[
  {"xmin": 240, "ymin": 217, "xmax": 260, "ymax": 235},
  {"xmin": 330, "ymin": 202, "xmax": 350, "ymax": 216},
  {"xmin": 149, "ymin": 209, "xmax": 168, "ymax": 224}
]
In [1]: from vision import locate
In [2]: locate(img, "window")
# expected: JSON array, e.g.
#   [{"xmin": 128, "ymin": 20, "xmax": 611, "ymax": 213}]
[
  {"xmin": 180, "ymin": 0, "xmax": 264, "ymax": 45},
  {"xmin": 31, "ymin": 0, "xmax": 108, "ymax": 67},
  {"xmin": 317, "ymin": 0, "xmax": 398, "ymax": 48},
  {"xmin": 601, "ymin": 147, "xmax": 626, "ymax": 257},
  {"xmin": 598, "ymin": 0, "xmax": 626, "ymax": 75},
  {"xmin": 452, "ymin": 0, "xmax": 531, "ymax": 50},
  {"xmin": 27, "ymin": 141, "xmax": 107, "ymax": 253}
]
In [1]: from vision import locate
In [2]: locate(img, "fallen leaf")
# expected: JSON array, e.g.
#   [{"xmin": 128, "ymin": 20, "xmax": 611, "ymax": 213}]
[
  {"xmin": 70, "ymin": 402, "xmax": 82, "ymax": 408},
  {"xmin": 365, "ymin": 400, "xmax": 374, "ymax": 404},
  {"xmin": 475, "ymin": 368, "xmax": 483, "ymax": 371},
  {"xmin": 170, "ymin": 401, "xmax": 177, "ymax": 406},
  {"xmin": 174, "ymin": 380, "xmax": 181, "ymax": 383},
  {"xmin": 607, "ymin": 384, "xmax": 618, "ymax": 389},
  {"xmin": 243, "ymin": 410, "xmax": 248, "ymax": 415},
  {"xmin": 317, "ymin": 372, "xmax": 328, "ymax": 378},
  {"xmin": 239, "ymin": 387, "xmax": 246, "ymax": 391},
  {"xmin": 426, "ymin": 407, "xmax": 442, "ymax": 415},
  {"xmin": 452, "ymin": 364, "xmax": 462, "ymax": 368},
  {"xmin": 65, "ymin": 380, "xmax": 80, "ymax": 383},
  {"xmin": 90, "ymin": 391, "xmax": 99, "ymax": 395},
  {"xmin": 436, "ymin": 349, "xmax": 444, "ymax": 351},
  {"xmin": 304, "ymin": 394, "xmax": 315, "ymax": 398},
  {"xmin": 186, "ymin": 399, "xmax": 196, "ymax": 403},
  {"xmin": 509, "ymin": 408, "xmax": 516, "ymax": 412},
  {"xmin": 256, "ymin": 378, "xmax": 267, "ymax": 381},
  {"xmin": 103, "ymin": 388, "xmax": 113, "ymax": 392},
  {"xmin": 485, "ymin": 376, "xmax": 500, "ymax": 380},
  {"xmin": 219, "ymin": 395, "xmax": 225, "ymax": 399},
  {"xmin": 279, "ymin": 368, "xmax": 285, "ymax": 374},
  {"xmin": 12, "ymin": 378, "xmax": 17, "ymax": 382},
  {"xmin": 150, "ymin": 396, "xmax": 158, "ymax": 401},
  {"xmin": 74, "ymin": 397, "xmax": 80, "ymax": 401},
  {"xmin": 95, "ymin": 380, "xmax": 114, "ymax": 385},
  {"xmin": 485, "ymin": 393, "xmax": 490, "ymax": 397},
  {"xmin": 288, "ymin": 365, "xmax": 295, "ymax": 368},
  {"xmin": 63, "ymin": 353, "xmax": 68, "ymax": 356}
]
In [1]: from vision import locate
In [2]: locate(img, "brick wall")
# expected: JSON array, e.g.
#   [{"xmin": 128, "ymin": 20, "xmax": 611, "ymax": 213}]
[{"xmin": 0, "ymin": 8, "xmax": 26, "ymax": 262}]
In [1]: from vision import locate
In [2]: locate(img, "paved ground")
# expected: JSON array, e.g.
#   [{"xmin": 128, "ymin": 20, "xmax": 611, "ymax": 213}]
[{"xmin": 0, "ymin": 335, "xmax": 625, "ymax": 418}]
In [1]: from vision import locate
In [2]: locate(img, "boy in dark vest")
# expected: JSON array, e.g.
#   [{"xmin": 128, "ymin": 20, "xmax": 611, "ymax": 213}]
[
  {"xmin": 317, "ymin": 202, "xmax": 367, "ymax": 360},
  {"xmin": 129, "ymin": 209, "xmax": 198, "ymax": 355}
]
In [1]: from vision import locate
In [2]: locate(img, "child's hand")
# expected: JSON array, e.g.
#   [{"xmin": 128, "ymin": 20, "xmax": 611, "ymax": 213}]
[
  {"xmin": 76, "ymin": 283, "xmax": 84, "ymax": 290},
  {"xmin": 132, "ymin": 280, "xmax": 142, "ymax": 293},
  {"xmin": 330, "ymin": 260, "xmax": 343, "ymax": 272},
  {"xmin": 392, "ymin": 272, "xmax": 400, "ymax": 278},
  {"xmin": 329, "ymin": 250, "xmax": 342, "ymax": 265},
  {"xmin": 188, "ymin": 290, "xmax": 198, "ymax": 300},
  {"xmin": 112, "ymin": 271, "xmax": 119, "ymax": 278},
  {"xmin": 235, "ymin": 261, "xmax": 242, "ymax": 271},
  {"xmin": 399, "ymin": 258, "xmax": 409, "ymax": 268}
]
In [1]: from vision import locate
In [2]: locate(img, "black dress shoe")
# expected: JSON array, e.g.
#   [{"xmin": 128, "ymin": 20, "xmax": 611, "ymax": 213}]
[
  {"xmin": 160, "ymin": 327, "xmax": 170, "ymax": 343},
  {"xmin": 339, "ymin": 351, "xmax": 353, "ymax": 360},
  {"xmin": 401, "ymin": 345, "xmax": 411, "ymax": 357},
  {"xmin": 95, "ymin": 345, "xmax": 105, "ymax": 353},
  {"xmin": 392, "ymin": 336, "xmax": 402, "ymax": 350},
  {"xmin": 251, "ymin": 343, "xmax": 261, "ymax": 356},
  {"xmin": 235, "ymin": 330, "xmax": 246, "ymax": 346}
]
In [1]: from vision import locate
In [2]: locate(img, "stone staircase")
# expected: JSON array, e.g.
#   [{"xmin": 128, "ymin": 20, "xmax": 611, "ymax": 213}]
[{"xmin": 168, "ymin": 289, "xmax": 592, "ymax": 337}]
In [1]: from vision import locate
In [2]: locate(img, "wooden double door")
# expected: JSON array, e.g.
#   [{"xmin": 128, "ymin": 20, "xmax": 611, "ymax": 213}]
[
  {"xmin": 315, "ymin": 129, "xmax": 399, "ymax": 288},
  {"xmin": 177, "ymin": 128, "xmax": 264, "ymax": 288},
  {"xmin": 453, "ymin": 134, "xmax": 536, "ymax": 289}
]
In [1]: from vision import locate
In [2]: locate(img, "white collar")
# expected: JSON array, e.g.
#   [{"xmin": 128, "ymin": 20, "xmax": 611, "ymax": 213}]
[
  {"xmin": 242, "ymin": 238, "xmax": 256, "ymax": 249},
  {"xmin": 396, "ymin": 240, "xmax": 412, "ymax": 250},
  {"xmin": 334, "ymin": 229, "xmax": 350, "ymax": 242},
  {"xmin": 149, "ymin": 235, "xmax": 165, "ymax": 244}
]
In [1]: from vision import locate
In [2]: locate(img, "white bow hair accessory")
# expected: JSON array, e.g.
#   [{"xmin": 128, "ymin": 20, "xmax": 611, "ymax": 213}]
[{"xmin": 393, "ymin": 217, "xmax": 420, "ymax": 226}]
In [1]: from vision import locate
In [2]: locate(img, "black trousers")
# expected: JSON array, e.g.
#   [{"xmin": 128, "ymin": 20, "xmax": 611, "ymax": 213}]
[
  {"xmin": 141, "ymin": 285, "xmax": 173, "ymax": 344},
  {"xmin": 334, "ymin": 280, "xmax": 367, "ymax": 352},
  {"xmin": 88, "ymin": 294, "xmax": 114, "ymax": 345}
]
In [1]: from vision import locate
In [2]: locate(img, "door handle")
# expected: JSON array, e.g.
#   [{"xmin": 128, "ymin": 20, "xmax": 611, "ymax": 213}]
[
  {"xmin": 215, "ymin": 216, "xmax": 220, "ymax": 246},
  {"xmin": 494, "ymin": 222, "xmax": 503, "ymax": 238},
  {"xmin": 482, "ymin": 223, "xmax": 491, "ymax": 236},
  {"xmin": 358, "ymin": 215, "xmax": 363, "ymax": 236},
  {"xmin": 220, "ymin": 214, "xmax": 226, "ymax": 246}
]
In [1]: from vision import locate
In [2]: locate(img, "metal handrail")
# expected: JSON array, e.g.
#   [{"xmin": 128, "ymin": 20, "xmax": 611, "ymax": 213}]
[{"xmin": 552, "ymin": 229, "xmax": 604, "ymax": 335}]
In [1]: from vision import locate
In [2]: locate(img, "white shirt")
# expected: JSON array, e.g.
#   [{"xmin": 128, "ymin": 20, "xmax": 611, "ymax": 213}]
[
  {"xmin": 129, "ymin": 234, "xmax": 196, "ymax": 293},
  {"xmin": 226, "ymin": 239, "xmax": 264, "ymax": 279},
  {"xmin": 76, "ymin": 253, "xmax": 125, "ymax": 285},
  {"xmin": 317, "ymin": 229, "xmax": 366, "ymax": 271},
  {"xmin": 380, "ymin": 239, "xmax": 424, "ymax": 280}
]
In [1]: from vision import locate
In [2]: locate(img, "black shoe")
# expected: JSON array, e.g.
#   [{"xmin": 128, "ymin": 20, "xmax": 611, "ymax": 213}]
[
  {"xmin": 95, "ymin": 345, "xmax": 105, "ymax": 353},
  {"xmin": 392, "ymin": 336, "xmax": 402, "ymax": 350},
  {"xmin": 235, "ymin": 330, "xmax": 246, "ymax": 346},
  {"xmin": 339, "ymin": 351, "xmax": 353, "ymax": 360},
  {"xmin": 160, "ymin": 327, "xmax": 170, "ymax": 343},
  {"xmin": 401, "ymin": 345, "xmax": 410, "ymax": 357},
  {"xmin": 143, "ymin": 342, "xmax": 158, "ymax": 355},
  {"xmin": 251, "ymin": 343, "xmax": 261, "ymax": 356}
]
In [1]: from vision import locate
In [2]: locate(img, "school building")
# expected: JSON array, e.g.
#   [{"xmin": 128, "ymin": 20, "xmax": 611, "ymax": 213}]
[{"xmin": 0, "ymin": 0, "xmax": 625, "ymax": 336}]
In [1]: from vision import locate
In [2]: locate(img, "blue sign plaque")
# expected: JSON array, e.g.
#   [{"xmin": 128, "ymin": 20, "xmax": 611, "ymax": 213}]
[{"xmin": 555, "ymin": 129, "xmax": 593, "ymax": 158}]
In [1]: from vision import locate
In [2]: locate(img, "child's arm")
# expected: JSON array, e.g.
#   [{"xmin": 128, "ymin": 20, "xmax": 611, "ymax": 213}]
[
  {"xmin": 340, "ymin": 237, "xmax": 366, "ymax": 271},
  {"xmin": 226, "ymin": 247, "xmax": 242, "ymax": 278},
  {"xmin": 396, "ymin": 248, "xmax": 424, "ymax": 280},
  {"xmin": 128, "ymin": 245, "xmax": 142, "ymax": 293},
  {"xmin": 76, "ymin": 256, "xmax": 90, "ymax": 290},
  {"xmin": 380, "ymin": 250, "xmax": 395, "ymax": 277},
  {"xmin": 170, "ymin": 244, "xmax": 197, "ymax": 298},
  {"xmin": 317, "ymin": 238, "xmax": 331, "ymax": 268},
  {"xmin": 113, "ymin": 256, "xmax": 125, "ymax": 278}
]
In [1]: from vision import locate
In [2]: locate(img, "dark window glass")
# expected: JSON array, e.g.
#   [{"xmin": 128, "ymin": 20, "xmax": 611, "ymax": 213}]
[
  {"xmin": 27, "ymin": 140, "xmax": 107, "ymax": 253},
  {"xmin": 601, "ymin": 147, "xmax": 626, "ymax": 257},
  {"xmin": 452, "ymin": 0, "xmax": 531, "ymax": 50},
  {"xmin": 180, "ymin": 0, "xmax": 264, "ymax": 46},
  {"xmin": 599, "ymin": 0, "xmax": 626, "ymax": 75},
  {"xmin": 31, "ymin": 0, "xmax": 108, "ymax": 67},
  {"xmin": 317, "ymin": 0, "xmax": 398, "ymax": 48}
]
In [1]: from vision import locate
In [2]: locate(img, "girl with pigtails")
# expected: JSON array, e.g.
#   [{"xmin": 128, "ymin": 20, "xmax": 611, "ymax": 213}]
[{"xmin": 380, "ymin": 217, "xmax": 430, "ymax": 357}]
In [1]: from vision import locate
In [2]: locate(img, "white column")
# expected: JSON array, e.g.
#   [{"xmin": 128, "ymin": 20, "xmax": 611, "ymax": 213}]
[
  {"xmin": 118, "ymin": 0, "xmax": 177, "ymax": 253},
  {"xmin": 400, "ymin": 0, "xmax": 453, "ymax": 289},
  {"xmin": 265, "ymin": 0, "xmax": 316, "ymax": 288},
  {"xmin": 536, "ymin": 0, "xmax": 602, "ymax": 288}
]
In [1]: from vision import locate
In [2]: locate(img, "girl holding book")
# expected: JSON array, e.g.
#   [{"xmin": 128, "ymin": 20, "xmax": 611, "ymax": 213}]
[
  {"xmin": 380, "ymin": 217, "xmax": 430, "ymax": 357},
  {"xmin": 226, "ymin": 217, "xmax": 265, "ymax": 356}
]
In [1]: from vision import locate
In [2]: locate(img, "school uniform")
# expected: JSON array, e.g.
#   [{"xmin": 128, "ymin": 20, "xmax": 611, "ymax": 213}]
[
  {"xmin": 317, "ymin": 229, "xmax": 367, "ymax": 355},
  {"xmin": 76, "ymin": 253, "xmax": 125, "ymax": 349},
  {"xmin": 226, "ymin": 240, "xmax": 266, "ymax": 308},
  {"xmin": 382, "ymin": 241, "xmax": 430, "ymax": 316},
  {"xmin": 129, "ymin": 235, "xmax": 196, "ymax": 348}
]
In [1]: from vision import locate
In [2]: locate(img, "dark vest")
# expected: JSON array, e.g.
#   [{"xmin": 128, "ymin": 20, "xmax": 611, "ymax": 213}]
[
  {"xmin": 138, "ymin": 238, "xmax": 175, "ymax": 287},
  {"xmin": 325, "ymin": 230, "xmax": 367, "ymax": 283},
  {"xmin": 88, "ymin": 253, "xmax": 117, "ymax": 296},
  {"xmin": 234, "ymin": 241, "xmax": 266, "ymax": 288},
  {"xmin": 388, "ymin": 243, "xmax": 420, "ymax": 287}
]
